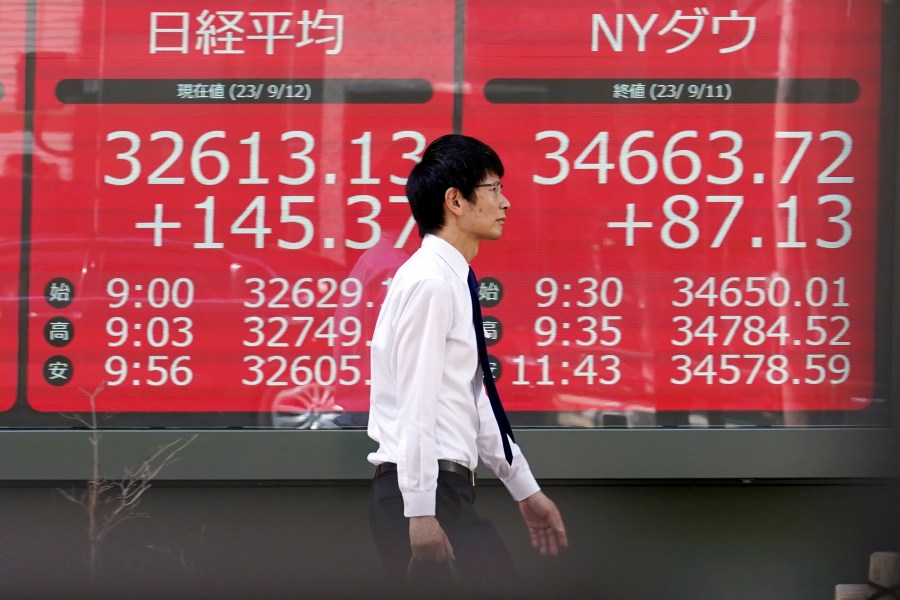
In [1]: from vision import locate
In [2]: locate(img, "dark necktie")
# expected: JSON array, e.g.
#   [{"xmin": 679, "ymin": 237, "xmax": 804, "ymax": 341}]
[{"xmin": 467, "ymin": 267, "xmax": 515, "ymax": 464}]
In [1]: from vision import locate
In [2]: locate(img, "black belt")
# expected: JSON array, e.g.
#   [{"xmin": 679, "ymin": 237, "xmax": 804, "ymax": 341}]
[{"xmin": 374, "ymin": 460, "xmax": 476, "ymax": 486}]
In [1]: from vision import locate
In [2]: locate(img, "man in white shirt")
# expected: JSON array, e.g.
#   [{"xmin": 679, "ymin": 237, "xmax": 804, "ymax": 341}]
[{"xmin": 367, "ymin": 134, "xmax": 567, "ymax": 592}]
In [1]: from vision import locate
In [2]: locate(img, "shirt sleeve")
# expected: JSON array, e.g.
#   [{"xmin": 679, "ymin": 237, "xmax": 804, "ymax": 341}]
[
  {"xmin": 392, "ymin": 278, "xmax": 453, "ymax": 517},
  {"xmin": 475, "ymin": 386, "xmax": 541, "ymax": 502}
]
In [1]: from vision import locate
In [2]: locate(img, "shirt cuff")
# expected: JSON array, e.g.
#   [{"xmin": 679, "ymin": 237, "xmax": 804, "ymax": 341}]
[
  {"xmin": 503, "ymin": 469, "xmax": 541, "ymax": 502},
  {"xmin": 402, "ymin": 490, "xmax": 437, "ymax": 517}
]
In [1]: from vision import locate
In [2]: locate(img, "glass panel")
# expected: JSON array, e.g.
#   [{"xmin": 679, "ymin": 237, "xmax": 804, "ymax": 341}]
[
  {"xmin": 462, "ymin": 0, "xmax": 894, "ymax": 429},
  {"xmin": 0, "ymin": 0, "xmax": 895, "ymax": 430}
]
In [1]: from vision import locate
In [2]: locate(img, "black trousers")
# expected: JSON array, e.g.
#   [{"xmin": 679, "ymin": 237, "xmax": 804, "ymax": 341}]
[{"xmin": 369, "ymin": 469, "xmax": 517, "ymax": 597}]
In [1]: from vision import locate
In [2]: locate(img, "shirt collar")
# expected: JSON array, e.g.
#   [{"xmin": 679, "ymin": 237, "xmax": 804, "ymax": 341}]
[{"xmin": 422, "ymin": 234, "xmax": 470, "ymax": 283}]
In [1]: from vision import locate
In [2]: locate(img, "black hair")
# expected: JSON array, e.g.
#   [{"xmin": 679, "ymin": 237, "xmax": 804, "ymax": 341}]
[{"xmin": 405, "ymin": 134, "xmax": 504, "ymax": 237}]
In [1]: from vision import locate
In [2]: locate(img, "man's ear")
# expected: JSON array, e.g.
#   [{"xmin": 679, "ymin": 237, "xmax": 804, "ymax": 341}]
[{"xmin": 444, "ymin": 187, "xmax": 466, "ymax": 216}]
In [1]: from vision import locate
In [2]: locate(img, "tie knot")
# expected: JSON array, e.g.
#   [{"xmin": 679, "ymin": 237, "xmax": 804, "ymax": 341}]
[{"xmin": 467, "ymin": 267, "xmax": 479, "ymax": 295}]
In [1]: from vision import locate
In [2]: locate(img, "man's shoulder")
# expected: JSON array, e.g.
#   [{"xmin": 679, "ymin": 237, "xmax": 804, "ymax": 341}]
[
  {"xmin": 390, "ymin": 255, "xmax": 458, "ymax": 307},
  {"xmin": 395, "ymin": 246, "xmax": 447, "ymax": 279}
]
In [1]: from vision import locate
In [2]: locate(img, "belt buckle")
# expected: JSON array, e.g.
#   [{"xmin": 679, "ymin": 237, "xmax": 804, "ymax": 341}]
[
  {"xmin": 456, "ymin": 461, "xmax": 476, "ymax": 487},
  {"xmin": 439, "ymin": 459, "xmax": 476, "ymax": 487}
]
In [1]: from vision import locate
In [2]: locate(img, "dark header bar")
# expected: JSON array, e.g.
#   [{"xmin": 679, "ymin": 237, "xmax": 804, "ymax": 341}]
[
  {"xmin": 55, "ymin": 78, "xmax": 433, "ymax": 104},
  {"xmin": 484, "ymin": 78, "xmax": 860, "ymax": 104}
]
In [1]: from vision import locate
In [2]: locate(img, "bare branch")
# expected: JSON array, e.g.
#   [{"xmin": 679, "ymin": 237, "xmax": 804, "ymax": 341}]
[{"xmin": 57, "ymin": 383, "xmax": 197, "ymax": 578}]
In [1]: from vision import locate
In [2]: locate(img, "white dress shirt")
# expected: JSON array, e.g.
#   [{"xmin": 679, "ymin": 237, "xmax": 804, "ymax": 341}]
[{"xmin": 367, "ymin": 234, "xmax": 540, "ymax": 517}]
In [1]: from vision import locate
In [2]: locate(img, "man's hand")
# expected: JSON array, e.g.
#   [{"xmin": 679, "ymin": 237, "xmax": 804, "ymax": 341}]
[
  {"xmin": 518, "ymin": 491, "xmax": 568, "ymax": 556},
  {"xmin": 409, "ymin": 516, "xmax": 455, "ymax": 563}
]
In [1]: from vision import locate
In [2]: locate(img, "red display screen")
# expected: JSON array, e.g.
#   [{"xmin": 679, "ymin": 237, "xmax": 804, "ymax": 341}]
[
  {"xmin": 2, "ymin": 0, "xmax": 895, "ymax": 427},
  {"xmin": 462, "ymin": 0, "xmax": 885, "ymax": 420}
]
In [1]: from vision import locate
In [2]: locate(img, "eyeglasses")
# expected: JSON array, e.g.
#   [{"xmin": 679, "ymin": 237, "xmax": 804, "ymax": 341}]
[{"xmin": 475, "ymin": 181, "xmax": 503, "ymax": 194}]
